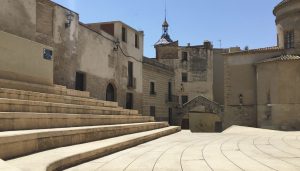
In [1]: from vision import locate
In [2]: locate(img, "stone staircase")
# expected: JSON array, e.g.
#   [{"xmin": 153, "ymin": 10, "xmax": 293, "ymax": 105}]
[{"xmin": 0, "ymin": 80, "xmax": 180, "ymax": 171}]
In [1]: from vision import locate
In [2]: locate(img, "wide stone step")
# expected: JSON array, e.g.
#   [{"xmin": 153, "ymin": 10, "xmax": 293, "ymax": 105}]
[
  {"xmin": 7, "ymin": 126, "xmax": 180, "ymax": 171},
  {"xmin": 0, "ymin": 122, "xmax": 169, "ymax": 160},
  {"xmin": 0, "ymin": 98, "xmax": 138, "ymax": 115},
  {"xmin": 0, "ymin": 112, "xmax": 154, "ymax": 131},
  {"xmin": 0, "ymin": 78, "xmax": 90, "ymax": 98},
  {"xmin": 0, "ymin": 87, "xmax": 118, "ymax": 108}
]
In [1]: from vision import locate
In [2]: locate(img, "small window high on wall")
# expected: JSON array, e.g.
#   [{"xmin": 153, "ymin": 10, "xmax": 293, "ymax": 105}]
[
  {"xmin": 182, "ymin": 52, "xmax": 188, "ymax": 62},
  {"xmin": 135, "ymin": 33, "xmax": 139, "ymax": 48},
  {"xmin": 122, "ymin": 27, "xmax": 127, "ymax": 42},
  {"xmin": 182, "ymin": 73, "xmax": 188, "ymax": 82}
]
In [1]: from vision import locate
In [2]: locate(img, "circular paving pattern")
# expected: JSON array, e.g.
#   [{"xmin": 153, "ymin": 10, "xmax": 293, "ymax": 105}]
[{"xmin": 66, "ymin": 126, "xmax": 300, "ymax": 171}]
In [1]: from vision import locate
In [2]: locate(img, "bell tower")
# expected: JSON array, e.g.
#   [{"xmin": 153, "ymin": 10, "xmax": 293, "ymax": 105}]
[{"xmin": 273, "ymin": 0, "xmax": 300, "ymax": 53}]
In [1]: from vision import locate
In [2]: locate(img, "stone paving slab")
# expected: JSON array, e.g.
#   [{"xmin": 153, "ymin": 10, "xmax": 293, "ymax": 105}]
[{"xmin": 66, "ymin": 126, "xmax": 300, "ymax": 171}]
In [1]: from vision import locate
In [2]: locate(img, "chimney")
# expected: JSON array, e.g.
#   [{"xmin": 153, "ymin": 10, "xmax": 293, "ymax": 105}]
[{"xmin": 203, "ymin": 40, "xmax": 212, "ymax": 49}]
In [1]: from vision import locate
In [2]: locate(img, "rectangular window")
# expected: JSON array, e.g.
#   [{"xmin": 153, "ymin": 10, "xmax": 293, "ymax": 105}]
[
  {"xmin": 150, "ymin": 82, "xmax": 156, "ymax": 95},
  {"xmin": 182, "ymin": 52, "xmax": 188, "ymax": 62},
  {"xmin": 135, "ymin": 33, "xmax": 139, "ymax": 48},
  {"xmin": 284, "ymin": 30, "xmax": 294, "ymax": 49},
  {"xmin": 182, "ymin": 73, "xmax": 188, "ymax": 82},
  {"xmin": 182, "ymin": 95, "xmax": 188, "ymax": 105},
  {"xmin": 128, "ymin": 61, "xmax": 133, "ymax": 87},
  {"xmin": 122, "ymin": 27, "xmax": 127, "ymax": 42},
  {"xmin": 150, "ymin": 106, "xmax": 156, "ymax": 117},
  {"xmin": 126, "ymin": 93, "xmax": 133, "ymax": 109},
  {"xmin": 75, "ymin": 72, "xmax": 86, "ymax": 91}
]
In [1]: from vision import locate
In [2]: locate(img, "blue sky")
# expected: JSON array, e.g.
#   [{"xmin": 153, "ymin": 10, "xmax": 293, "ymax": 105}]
[{"xmin": 52, "ymin": 0, "xmax": 282, "ymax": 57}]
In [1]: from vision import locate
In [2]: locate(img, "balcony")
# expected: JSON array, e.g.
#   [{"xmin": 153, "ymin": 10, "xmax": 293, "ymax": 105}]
[{"xmin": 127, "ymin": 77, "xmax": 136, "ymax": 89}]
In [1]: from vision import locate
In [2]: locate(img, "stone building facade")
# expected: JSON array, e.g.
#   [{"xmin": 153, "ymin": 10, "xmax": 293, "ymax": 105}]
[
  {"xmin": 142, "ymin": 57, "xmax": 176, "ymax": 124},
  {"xmin": 0, "ymin": 0, "xmax": 144, "ymax": 112},
  {"xmin": 1, "ymin": 0, "xmax": 298, "ymax": 132},
  {"xmin": 152, "ymin": 18, "xmax": 222, "ymax": 130},
  {"xmin": 223, "ymin": 0, "xmax": 300, "ymax": 130}
]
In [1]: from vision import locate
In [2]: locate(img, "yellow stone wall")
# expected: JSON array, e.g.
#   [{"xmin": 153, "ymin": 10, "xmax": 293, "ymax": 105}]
[
  {"xmin": 189, "ymin": 113, "xmax": 221, "ymax": 132},
  {"xmin": 0, "ymin": 30, "xmax": 53, "ymax": 85}
]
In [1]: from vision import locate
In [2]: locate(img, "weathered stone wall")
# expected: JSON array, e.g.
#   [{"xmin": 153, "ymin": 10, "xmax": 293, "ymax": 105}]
[
  {"xmin": 155, "ymin": 42, "xmax": 179, "ymax": 60},
  {"xmin": 213, "ymin": 49, "xmax": 229, "ymax": 105},
  {"xmin": 0, "ymin": 30, "xmax": 53, "ymax": 85},
  {"xmin": 159, "ymin": 44, "xmax": 214, "ymax": 104},
  {"xmin": 0, "ymin": 0, "xmax": 37, "ymax": 41},
  {"xmin": 77, "ymin": 23, "xmax": 144, "ymax": 112},
  {"xmin": 142, "ymin": 58, "xmax": 174, "ymax": 122},
  {"xmin": 257, "ymin": 60, "xmax": 300, "ymax": 130},
  {"xmin": 52, "ymin": 5, "xmax": 79, "ymax": 89},
  {"xmin": 0, "ymin": 0, "xmax": 144, "ymax": 112},
  {"xmin": 189, "ymin": 112, "xmax": 221, "ymax": 132},
  {"xmin": 223, "ymin": 50, "xmax": 283, "ymax": 129}
]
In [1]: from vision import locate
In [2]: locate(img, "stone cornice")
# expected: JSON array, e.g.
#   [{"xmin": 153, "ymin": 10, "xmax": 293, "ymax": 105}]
[
  {"xmin": 273, "ymin": 0, "xmax": 299, "ymax": 16},
  {"xmin": 275, "ymin": 9, "xmax": 300, "ymax": 24}
]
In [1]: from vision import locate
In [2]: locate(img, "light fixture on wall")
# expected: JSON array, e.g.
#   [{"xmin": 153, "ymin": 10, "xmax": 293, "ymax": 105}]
[
  {"xmin": 65, "ymin": 11, "xmax": 74, "ymax": 28},
  {"xmin": 113, "ymin": 39, "xmax": 120, "ymax": 51}
]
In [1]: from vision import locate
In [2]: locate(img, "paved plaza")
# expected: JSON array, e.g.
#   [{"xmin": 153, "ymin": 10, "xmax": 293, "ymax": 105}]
[{"xmin": 67, "ymin": 126, "xmax": 300, "ymax": 171}]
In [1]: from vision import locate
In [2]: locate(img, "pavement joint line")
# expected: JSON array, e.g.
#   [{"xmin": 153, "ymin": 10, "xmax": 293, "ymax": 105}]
[
  {"xmin": 237, "ymin": 135, "xmax": 278, "ymax": 171},
  {"xmin": 220, "ymin": 136, "xmax": 247, "ymax": 170},
  {"xmin": 122, "ymin": 141, "xmax": 177, "ymax": 171},
  {"xmin": 201, "ymin": 136, "xmax": 230, "ymax": 171},
  {"xmin": 95, "ymin": 140, "xmax": 175, "ymax": 171},
  {"xmin": 64, "ymin": 130, "xmax": 300, "ymax": 171},
  {"xmin": 270, "ymin": 135, "xmax": 299, "ymax": 157},
  {"xmin": 152, "ymin": 138, "xmax": 204, "ymax": 171},
  {"xmin": 253, "ymin": 135, "xmax": 299, "ymax": 169},
  {"xmin": 253, "ymin": 134, "xmax": 300, "ymax": 170},
  {"xmin": 180, "ymin": 138, "xmax": 218, "ymax": 171},
  {"xmin": 219, "ymin": 136, "xmax": 245, "ymax": 171},
  {"xmin": 269, "ymin": 135, "xmax": 297, "ymax": 160},
  {"xmin": 282, "ymin": 135, "xmax": 300, "ymax": 151}
]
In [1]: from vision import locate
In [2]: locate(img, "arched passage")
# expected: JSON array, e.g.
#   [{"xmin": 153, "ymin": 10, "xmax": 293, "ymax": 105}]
[{"xmin": 106, "ymin": 83, "xmax": 116, "ymax": 102}]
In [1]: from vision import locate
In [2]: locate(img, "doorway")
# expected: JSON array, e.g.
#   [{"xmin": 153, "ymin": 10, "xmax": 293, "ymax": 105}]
[
  {"xmin": 126, "ymin": 93, "xmax": 133, "ymax": 109},
  {"xmin": 168, "ymin": 108, "xmax": 172, "ymax": 125},
  {"xmin": 75, "ymin": 72, "xmax": 85, "ymax": 91},
  {"xmin": 214, "ymin": 121, "xmax": 222, "ymax": 132},
  {"xmin": 106, "ymin": 84, "xmax": 116, "ymax": 102},
  {"xmin": 181, "ymin": 119, "xmax": 189, "ymax": 129}
]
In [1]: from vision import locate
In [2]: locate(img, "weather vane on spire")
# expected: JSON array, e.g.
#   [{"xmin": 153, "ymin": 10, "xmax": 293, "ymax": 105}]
[
  {"xmin": 155, "ymin": 0, "xmax": 173, "ymax": 45},
  {"xmin": 165, "ymin": 0, "xmax": 167, "ymax": 21},
  {"xmin": 162, "ymin": 0, "xmax": 169, "ymax": 34}
]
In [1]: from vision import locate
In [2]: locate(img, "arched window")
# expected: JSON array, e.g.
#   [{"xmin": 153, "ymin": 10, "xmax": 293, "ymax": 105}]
[{"xmin": 106, "ymin": 84, "xmax": 116, "ymax": 102}]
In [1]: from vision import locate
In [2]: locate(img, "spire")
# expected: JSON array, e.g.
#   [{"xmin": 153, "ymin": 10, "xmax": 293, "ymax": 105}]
[
  {"xmin": 155, "ymin": 0, "xmax": 173, "ymax": 46},
  {"xmin": 162, "ymin": 0, "xmax": 169, "ymax": 34}
]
